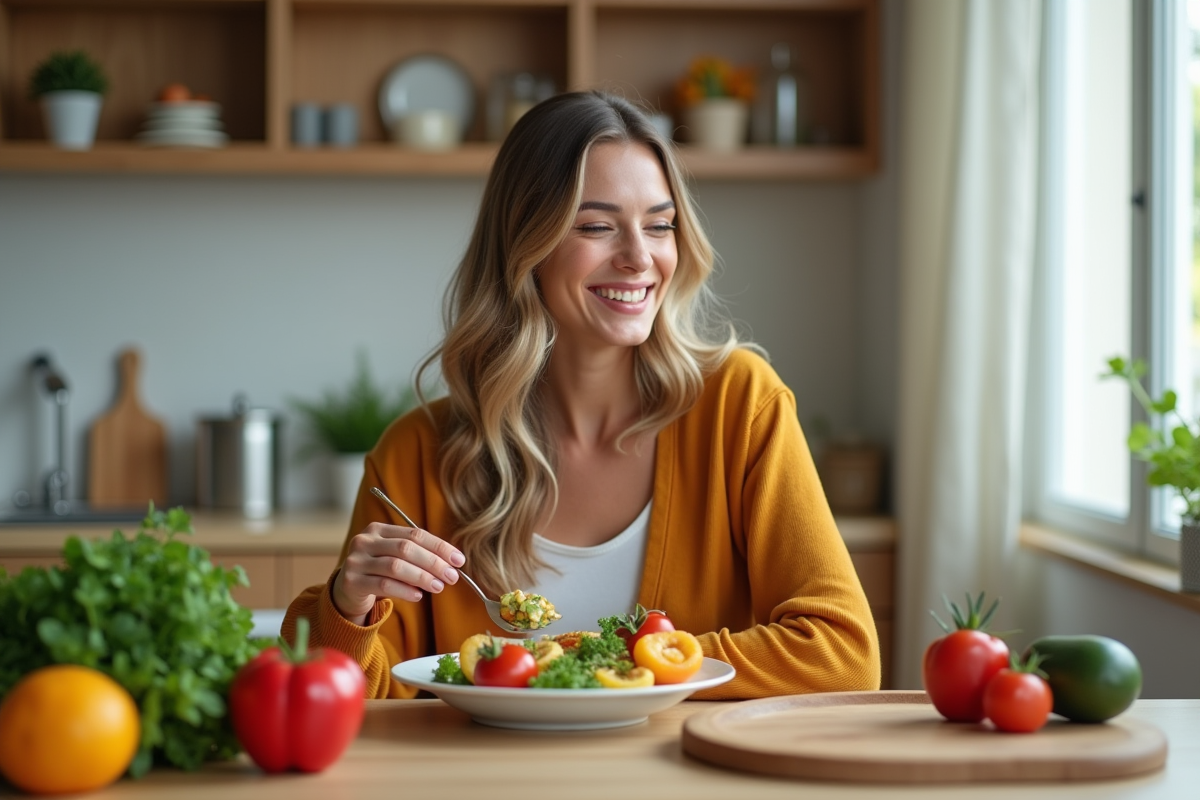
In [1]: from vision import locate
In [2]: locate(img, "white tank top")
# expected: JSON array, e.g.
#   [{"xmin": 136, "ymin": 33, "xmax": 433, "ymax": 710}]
[{"xmin": 527, "ymin": 501, "xmax": 651, "ymax": 633}]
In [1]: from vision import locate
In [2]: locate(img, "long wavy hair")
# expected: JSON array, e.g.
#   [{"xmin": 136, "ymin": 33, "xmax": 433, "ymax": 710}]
[{"xmin": 417, "ymin": 91, "xmax": 743, "ymax": 594}]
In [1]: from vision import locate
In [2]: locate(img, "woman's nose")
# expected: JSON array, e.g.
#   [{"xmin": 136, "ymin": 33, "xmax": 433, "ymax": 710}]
[{"xmin": 616, "ymin": 230, "xmax": 654, "ymax": 272}]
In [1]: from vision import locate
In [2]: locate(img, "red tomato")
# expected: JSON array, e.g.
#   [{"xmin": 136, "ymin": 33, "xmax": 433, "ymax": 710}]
[
  {"xmin": 472, "ymin": 637, "xmax": 538, "ymax": 688},
  {"xmin": 922, "ymin": 593, "xmax": 1010, "ymax": 723},
  {"xmin": 983, "ymin": 668, "xmax": 1053, "ymax": 733},
  {"xmin": 229, "ymin": 618, "xmax": 366, "ymax": 773},
  {"xmin": 924, "ymin": 630, "xmax": 1010, "ymax": 723},
  {"xmin": 616, "ymin": 604, "xmax": 675, "ymax": 656}
]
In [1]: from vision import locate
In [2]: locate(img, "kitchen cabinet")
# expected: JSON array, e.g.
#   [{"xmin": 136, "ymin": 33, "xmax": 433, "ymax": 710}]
[{"xmin": 0, "ymin": 0, "xmax": 880, "ymax": 180}]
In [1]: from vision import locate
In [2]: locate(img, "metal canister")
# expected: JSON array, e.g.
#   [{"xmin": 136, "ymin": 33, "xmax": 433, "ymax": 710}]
[{"xmin": 195, "ymin": 395, "xmax": 283, "ymax": 518}]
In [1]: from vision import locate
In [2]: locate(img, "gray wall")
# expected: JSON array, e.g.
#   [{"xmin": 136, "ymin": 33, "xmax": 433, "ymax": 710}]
[{"xmin": 0, "ymin": 170, "xmax": 898, "ymax": 512}]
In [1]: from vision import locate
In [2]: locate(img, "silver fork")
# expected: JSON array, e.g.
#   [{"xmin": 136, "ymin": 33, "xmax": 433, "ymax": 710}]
[{"xmin": 369, "ymin": 486, "xmax": 548, "ymax": 637}]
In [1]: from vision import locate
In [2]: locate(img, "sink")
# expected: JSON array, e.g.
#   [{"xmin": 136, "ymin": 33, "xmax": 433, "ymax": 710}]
[{"xmin": 0, "ymin": 505, "xmax": 148, "ymax": 527}]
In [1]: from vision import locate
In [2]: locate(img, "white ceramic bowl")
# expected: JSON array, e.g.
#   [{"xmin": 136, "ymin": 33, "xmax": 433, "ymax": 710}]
[
  {"xmin": 394, "ymin": 109, "xmax": 461, "ymax": 150},
  {"xmin": 392, "ymin": 654, "xmax": 735, "ymax": 730}
]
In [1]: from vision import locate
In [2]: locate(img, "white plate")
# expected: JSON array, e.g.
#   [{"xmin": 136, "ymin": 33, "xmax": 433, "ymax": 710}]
[
  {"xmin": 378, "ymin": 54, "xmax": 474, "ymax": 136},
  {"xmin": 136, "ymin": 129, "xmax": 229, "ymax": 148},
  {"xmin": 142, "ymin": 117, "xmax": 224, "ymax": 132},
  {"xmin": 392, "ymin": 654, "xmax": 735, "ymax": 731},
  {"xmin": 147, "ymin": 100, "xmax": 221, "ymax": 116}
]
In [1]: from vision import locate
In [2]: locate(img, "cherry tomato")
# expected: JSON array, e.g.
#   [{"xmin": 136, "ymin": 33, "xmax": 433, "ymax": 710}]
[
  {"xmin": 984, "ymin": 666, "xmax": 1053, "ymax": 733},
  {"xmin": 616, "ymin": 604, "xmax": 675, "ymax": 656},
  {"xmin": 922, "ymin": 593, "xmax": 1010, "ymax": 722},
  {"xmin": 633, "ymin": 630, "xmax": 704, "ymax": 684},
  {"xmin": 472, "ymin": 635, "xmax": 538, "ymax": 688}
]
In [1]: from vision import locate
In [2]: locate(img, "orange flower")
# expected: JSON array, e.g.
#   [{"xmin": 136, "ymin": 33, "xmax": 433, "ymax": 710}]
[{"xmin": 675, "ymin": 56, "xmax": 757, "ymax": 108}]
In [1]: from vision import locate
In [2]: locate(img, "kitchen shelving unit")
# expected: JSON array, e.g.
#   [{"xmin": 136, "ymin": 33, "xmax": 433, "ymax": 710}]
[{"xmin": 0, "ymin": 0, "xmax": 880, "ymax": 179}]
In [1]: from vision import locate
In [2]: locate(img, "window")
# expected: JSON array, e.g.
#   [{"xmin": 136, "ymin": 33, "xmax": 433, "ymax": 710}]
[{"xmin": 1030, "ymin": 0, "xmax": 1196, "ymax": 562}]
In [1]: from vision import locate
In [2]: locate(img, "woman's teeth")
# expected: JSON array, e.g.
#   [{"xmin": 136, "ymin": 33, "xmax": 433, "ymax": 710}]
[{"xmin": 594, "ymin": 287, "xmax": 648, "ymax": 303}]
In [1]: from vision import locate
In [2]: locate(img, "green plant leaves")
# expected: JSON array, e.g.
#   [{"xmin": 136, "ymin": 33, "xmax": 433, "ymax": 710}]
[
  {"xmin": 28, "ymin": 49, "xmax": 109, "ymax": 98},
  {"xmin": 290, "ymin": 351, "xmax": 418, "ymax": 455},
  {"xmin": 1105, "ymin": 356, "xmax": 1200, "ymax": 523}
]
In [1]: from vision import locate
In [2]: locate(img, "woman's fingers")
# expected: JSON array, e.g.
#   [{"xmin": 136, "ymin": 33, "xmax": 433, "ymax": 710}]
[
  {"xmin": 341, "ymin": 523, "xmax": 464, "ymax": 607},
  {"xmin": 362, "ymin": 524, "xmax": 462, "ymax": 586}
]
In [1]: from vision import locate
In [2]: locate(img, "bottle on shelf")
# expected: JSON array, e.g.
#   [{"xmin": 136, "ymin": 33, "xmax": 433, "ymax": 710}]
[{"xmin": 769, "ymin": 42, "xmax": 804, "ymax": 148}]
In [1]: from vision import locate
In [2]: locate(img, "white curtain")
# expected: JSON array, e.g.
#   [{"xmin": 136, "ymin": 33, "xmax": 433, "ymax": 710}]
[{"xmin": 893, "ymin": 0, "xmax": 1043, "ymax": 689}]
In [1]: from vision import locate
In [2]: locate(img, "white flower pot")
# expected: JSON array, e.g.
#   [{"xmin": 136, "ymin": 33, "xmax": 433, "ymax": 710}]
[
  {"xmin": 332, "ymin": 452, "xmax": 367, "ymax": 512},
  {"xmin": 684, "ymin": 98, "xmax": 749, "ymax": 152},
  {"xmin": 40, "ymin": 91, "xmax": 103, "ymax": 151},
  {"xmin": 1181, "ymin": 524, "xmax": 1200, "ymax": 592}
]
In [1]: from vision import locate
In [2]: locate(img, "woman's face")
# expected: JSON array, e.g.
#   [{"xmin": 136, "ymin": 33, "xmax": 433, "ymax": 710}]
[{"xmin": 538, "ymin": 141, "xmax": 678, "ymax": 353}]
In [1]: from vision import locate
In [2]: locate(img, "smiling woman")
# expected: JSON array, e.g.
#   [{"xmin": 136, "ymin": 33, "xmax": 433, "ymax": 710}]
[{"xmin": 282, "ymin": 91, "xmax": 880, "ymax": 701}]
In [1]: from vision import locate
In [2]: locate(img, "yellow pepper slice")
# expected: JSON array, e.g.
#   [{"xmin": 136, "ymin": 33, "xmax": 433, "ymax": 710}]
[{"xmin": 595, "ymin": 666, "xmax": 655, "ymax": 689}]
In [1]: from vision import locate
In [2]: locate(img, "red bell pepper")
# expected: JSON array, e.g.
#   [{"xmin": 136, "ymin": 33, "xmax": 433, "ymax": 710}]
[{"xmin": 229, "ymin": 617, "xmax": 366, "ymax": 773}]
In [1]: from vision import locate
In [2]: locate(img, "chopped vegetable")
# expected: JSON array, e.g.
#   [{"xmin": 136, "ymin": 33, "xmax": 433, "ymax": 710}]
[{"xmin": 498, "ymin": 589, "xmax": 562, "ymax": 630}]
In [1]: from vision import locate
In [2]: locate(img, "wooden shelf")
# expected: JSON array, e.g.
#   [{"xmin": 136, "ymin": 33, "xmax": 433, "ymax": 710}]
[
  {"xmin": 0, "ymin": 140, "xmax": 874, "ymax": 179},
  {"xmin": 0, "ymin": 0, "xmax": 881, "ymax": 179}
]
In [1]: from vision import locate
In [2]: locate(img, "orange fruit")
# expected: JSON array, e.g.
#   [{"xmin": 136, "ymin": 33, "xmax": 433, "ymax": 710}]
[
  {"xmin": 157, "ymin": 83, "xmax": 191, "ymax": 102},
  {"xmin": 0, "ymin": 665, "xmax": 140, "ymax": 795}
]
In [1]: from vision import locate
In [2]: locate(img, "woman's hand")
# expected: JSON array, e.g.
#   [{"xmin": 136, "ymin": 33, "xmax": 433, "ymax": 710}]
[{"xmin": 331, "ymin": 522, "xmax": 465, "ymax": 626}]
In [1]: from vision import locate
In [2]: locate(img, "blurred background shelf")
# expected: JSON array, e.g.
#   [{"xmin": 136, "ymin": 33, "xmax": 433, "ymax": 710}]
[{"xmin": 0, "ymin": 0, "xmax": 880, "ymax": 180}]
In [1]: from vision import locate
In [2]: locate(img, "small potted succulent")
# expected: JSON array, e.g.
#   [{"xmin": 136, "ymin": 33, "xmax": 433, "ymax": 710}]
[
  {"xmin": 675, "ymin": 55, "xmax": 756, "ymax": 151},
  {"xmin": 28, "ymin": 50, "xmax": 109, "ymax": 150},
  {"xmin": 1103, "ymin": 356, "xmax": 1200, "ymax": 590},
  {"xmin": 290, "ymin": 352, "xmax": 417, "ymax": 511}
]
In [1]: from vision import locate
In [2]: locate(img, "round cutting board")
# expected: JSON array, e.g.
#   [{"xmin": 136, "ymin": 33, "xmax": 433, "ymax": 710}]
[{"xmin": 682, "ymin": 691, "xmax": 1167, "ymax": 783}]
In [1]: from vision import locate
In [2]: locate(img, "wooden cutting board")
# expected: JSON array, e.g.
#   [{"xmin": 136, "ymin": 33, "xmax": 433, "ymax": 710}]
[
  {"xmin": 682, "ymin": 691, "xmax": 1167, "ymax": 784},
  {"xmin": 88, "ymin": 348, "xmax": 168, "ymax": 509}
]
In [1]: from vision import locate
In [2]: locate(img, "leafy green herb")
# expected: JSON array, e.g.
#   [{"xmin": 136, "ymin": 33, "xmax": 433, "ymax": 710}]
[
  {"xmin": 431, "ymin": 653, "xmax": 469, "ymax": 684},
  {"xmin": 527, "ymin": 619, "xmax": 632, "ymax": 689},
  {"xmin": 0, "ymin": 504, "xmax": 266, "ymax": 777}
]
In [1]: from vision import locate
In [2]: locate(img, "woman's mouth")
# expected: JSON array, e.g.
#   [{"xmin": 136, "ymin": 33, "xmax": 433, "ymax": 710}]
[{"xmin": 591, "ymin": 286, "xmax": 648, "ymax": 304}]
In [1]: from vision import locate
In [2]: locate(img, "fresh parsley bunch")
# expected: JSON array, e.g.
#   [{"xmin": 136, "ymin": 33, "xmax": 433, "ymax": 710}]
[{"xmin": 0, "ymin": 505, "xmax": 266, "ymax": 777}]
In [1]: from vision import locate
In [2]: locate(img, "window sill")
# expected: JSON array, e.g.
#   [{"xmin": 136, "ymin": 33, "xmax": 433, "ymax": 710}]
[{"xmin": 1019, "ymin": 522, "xmax": 1200, "ymax": 615}]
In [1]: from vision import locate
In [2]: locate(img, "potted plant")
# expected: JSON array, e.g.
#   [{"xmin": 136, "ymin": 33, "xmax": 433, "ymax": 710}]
[
  {"xmin": 28, "ymin": 50, "xmax": 110, "ymax": 150},
  {"xmin": 1103, "ymin": 356, "xmax": 1200, "ymax": 590},
  {"xmin": 675, "ymin": 56, "xmax": 756, "ymax": 152},
  {"xmin": 290, "ymin": 352, "xmax": 417, "ymax": 511}
]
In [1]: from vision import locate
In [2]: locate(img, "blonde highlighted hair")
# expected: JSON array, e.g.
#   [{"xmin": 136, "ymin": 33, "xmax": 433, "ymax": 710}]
[{"xmin": 417, "ymin": 91, "xmax": 744, "ymax": 594}]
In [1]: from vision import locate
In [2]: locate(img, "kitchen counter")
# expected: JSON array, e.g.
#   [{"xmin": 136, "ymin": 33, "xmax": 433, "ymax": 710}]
[
  {"xmin": 0, "ymin": 513, "xmax": 898, "ymax": 648},
  {"xmin": 38, "ymin": 697, "xmax": 1198, "ymax": 799},
  {"xmin": 0, "ymin": 511, "xmax": 896, "ymax": 552}
]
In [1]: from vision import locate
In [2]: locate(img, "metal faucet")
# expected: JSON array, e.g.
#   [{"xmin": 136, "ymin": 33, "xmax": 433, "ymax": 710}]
[{"xmin": 30, "ymin": 354, "xmax": 71, "ymax": 515}]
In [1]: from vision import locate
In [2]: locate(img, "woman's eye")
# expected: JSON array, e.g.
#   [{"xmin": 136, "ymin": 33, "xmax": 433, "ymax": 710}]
[
  {"xmin": 577, "ymin": 223, "xmax": 611, "ymax": 234},
  {"xmin": 648, "ymin": 223, "xmax": 677, "ymax": 235}
]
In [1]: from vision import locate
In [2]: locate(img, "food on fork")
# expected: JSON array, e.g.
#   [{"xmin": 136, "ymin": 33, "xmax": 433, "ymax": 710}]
[{"xmin": 498, "ymin": 589, "xmax": 562, "ymax": 630}]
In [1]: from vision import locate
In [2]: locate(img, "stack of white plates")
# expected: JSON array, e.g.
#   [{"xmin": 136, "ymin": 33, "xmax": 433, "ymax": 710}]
[{"xmin": 136, "ymin": 101, "xmax": 229, "ymax": 148}]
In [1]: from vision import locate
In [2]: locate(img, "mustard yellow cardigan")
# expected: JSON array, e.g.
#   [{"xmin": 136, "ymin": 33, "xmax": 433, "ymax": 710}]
[{"xmin": 283, "ymin": 348, "xmax": 880, "ymax": 698}]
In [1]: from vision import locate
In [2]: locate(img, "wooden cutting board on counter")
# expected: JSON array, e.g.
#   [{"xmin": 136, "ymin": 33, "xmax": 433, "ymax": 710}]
[
  {"xmin": 682, "ymin": 691, "xmax": 1167, "ymax": 784},
  {"xmin": 88, "ymin": 348, "xmax": 168, "ymax": 509}
]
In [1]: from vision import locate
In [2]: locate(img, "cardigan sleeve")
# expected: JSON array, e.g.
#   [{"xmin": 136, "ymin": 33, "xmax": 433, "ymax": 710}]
[
  {"xmin": 281, "ymin": 418, "xmax": 436, "ymax": 699},
  {"xmin": 692, "ymin": 381, "xmax": 881, "ymax": 699}
]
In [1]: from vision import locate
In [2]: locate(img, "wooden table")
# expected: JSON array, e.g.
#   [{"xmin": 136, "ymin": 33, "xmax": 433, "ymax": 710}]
[{"xmin": 31, "ymin": 698, "xmax": 1198, "ymax": 799}]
